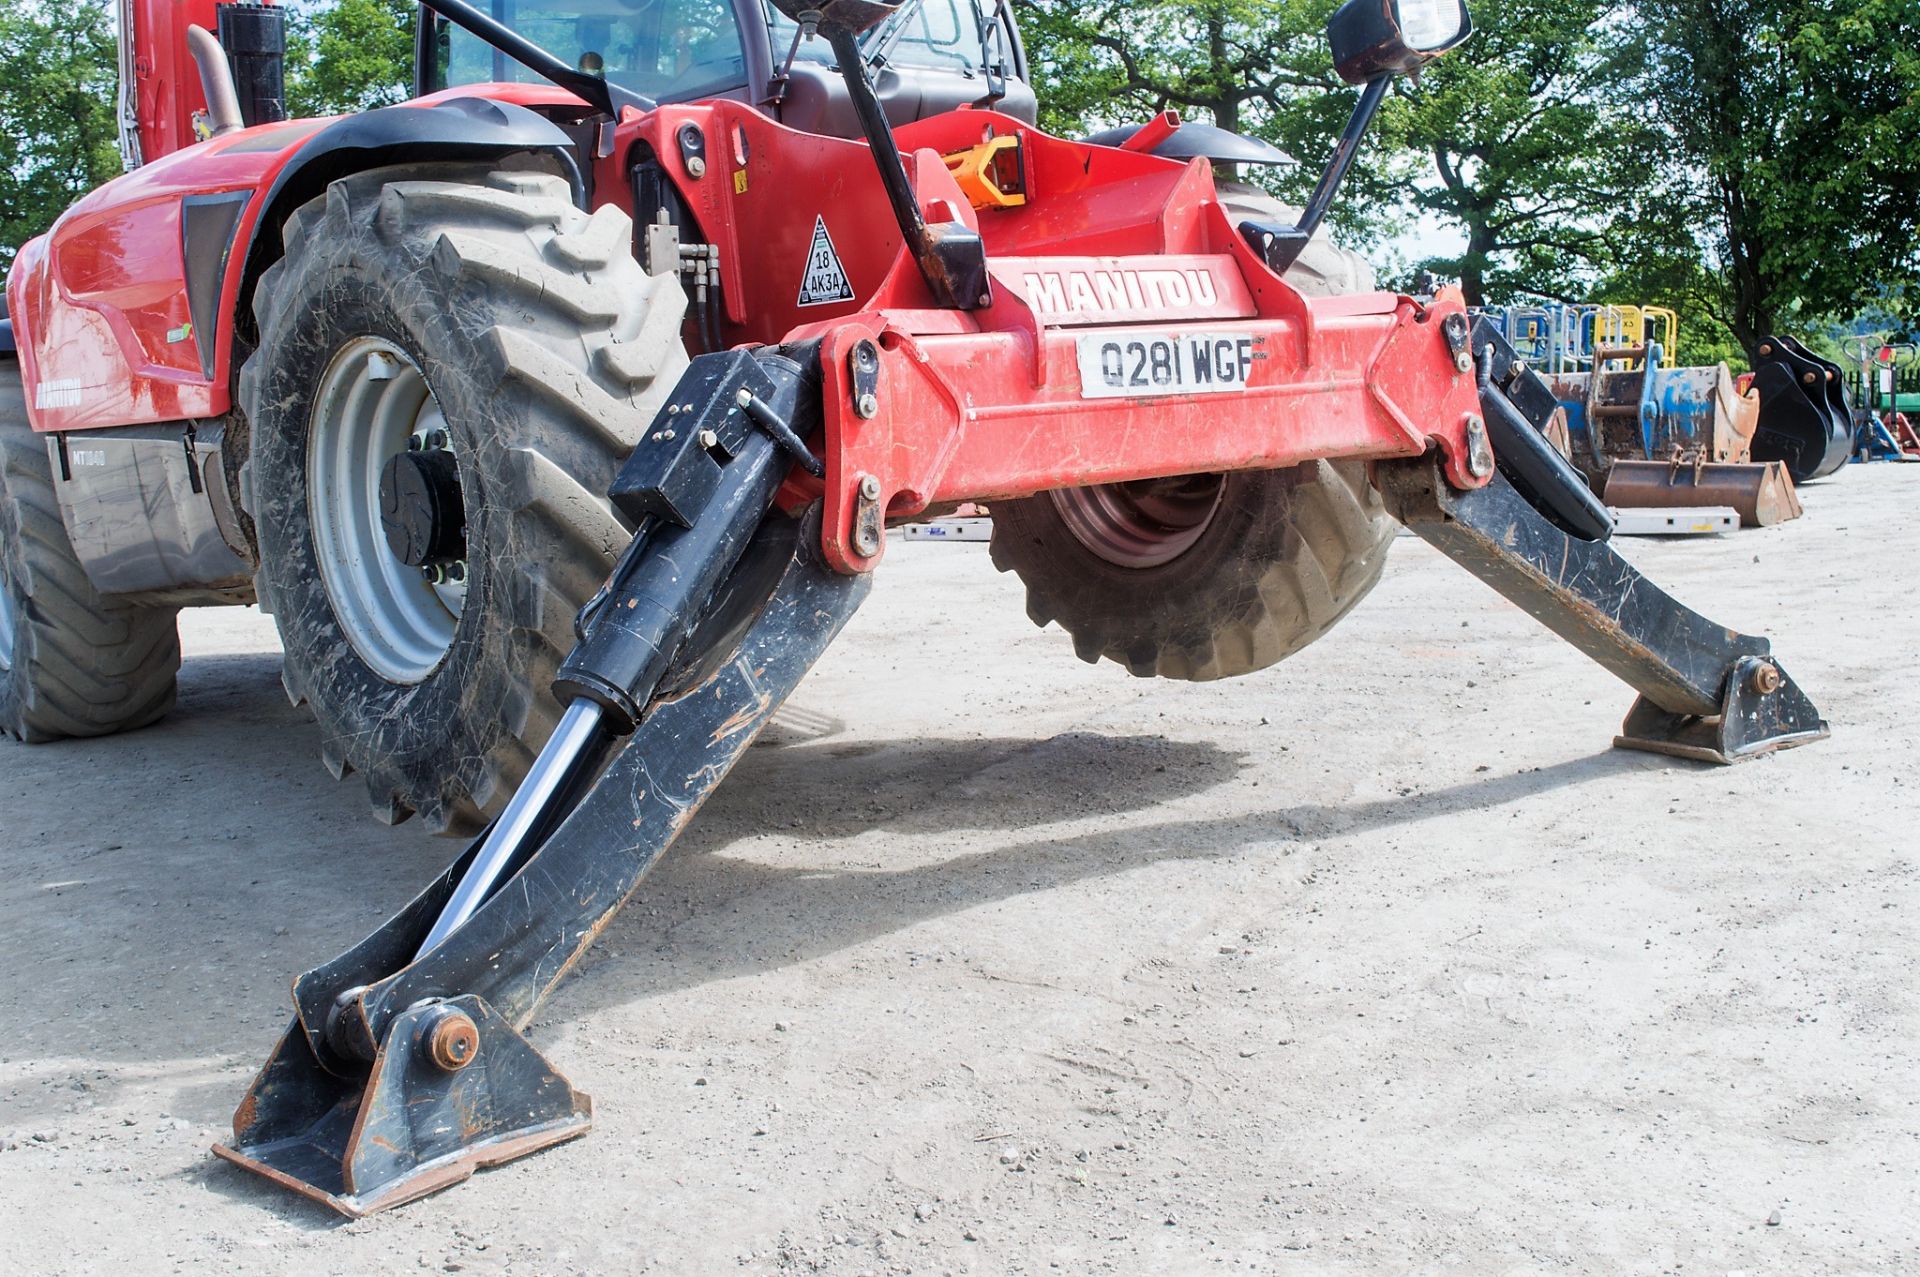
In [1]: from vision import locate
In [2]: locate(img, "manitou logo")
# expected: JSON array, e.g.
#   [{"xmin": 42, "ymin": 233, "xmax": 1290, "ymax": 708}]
[{"xmin": 1023, "ymin": 267, "xmax": 1222, "ymax": 319}]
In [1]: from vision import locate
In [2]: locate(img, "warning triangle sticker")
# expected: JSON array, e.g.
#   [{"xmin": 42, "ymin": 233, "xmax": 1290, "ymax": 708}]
[{"xmin": 797, "ymin": 215, "xmax": 856, "ymax": 307}]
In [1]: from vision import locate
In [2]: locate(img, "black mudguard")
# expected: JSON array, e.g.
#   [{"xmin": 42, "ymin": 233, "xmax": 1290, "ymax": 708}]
[
  {"xmin": 1084, "ymin": 121, "xmax": 1294, "ymax": 168},
  {"xmin": 237, "ymin": 96, "xmax": 587, "ymax": 296}
]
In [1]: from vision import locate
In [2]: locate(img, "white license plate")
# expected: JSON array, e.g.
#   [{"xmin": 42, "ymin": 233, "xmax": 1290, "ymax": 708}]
[{"xmin": 1076, "ymin": 332, "xmax": 1259, "ymax": 400}]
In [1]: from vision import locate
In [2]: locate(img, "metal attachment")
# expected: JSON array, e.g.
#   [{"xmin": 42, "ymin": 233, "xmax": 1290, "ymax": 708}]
[
  {"xmin": 851, "ymin": 339, "xmax": 881, "ymax": 418},
  {"xmin": 677, "ymin": 123, "xmax": 707, "ymax": 179},
  {"xmin": 1442, "ymin": 312, "xmax": 1472, "ymax": 373},
  {"xmin": 1748, "ymin": 661, "xmax": 1783, "ymax": 696},
  {"xmin": 1464, "ymin": 415, "xmax": 1494, "ymax": 478},
  {"xmin": 852, "ymin": 473, "xmax": 884, "ymax": 558}
]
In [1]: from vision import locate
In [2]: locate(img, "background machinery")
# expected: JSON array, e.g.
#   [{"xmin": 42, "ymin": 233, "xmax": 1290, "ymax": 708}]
[{"xmin": 2, "ymin": 0, "xmax": 1828, "ymax": 1213}]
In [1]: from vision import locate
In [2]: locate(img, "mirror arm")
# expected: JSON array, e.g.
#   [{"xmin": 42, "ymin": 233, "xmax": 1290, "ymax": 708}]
[
  {"xmin": 1237, "ymin": 74, "xmax": 1390, "ymax": 274},
  {"xmin": 826, "ymin": 25, "xmax": 991, "ymax": 310}
]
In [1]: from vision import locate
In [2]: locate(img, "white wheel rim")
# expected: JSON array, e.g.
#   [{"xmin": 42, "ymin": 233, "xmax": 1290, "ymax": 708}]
[{"xmin": 308, "ymin": 337, "xmax": 466, "ymax": 684}]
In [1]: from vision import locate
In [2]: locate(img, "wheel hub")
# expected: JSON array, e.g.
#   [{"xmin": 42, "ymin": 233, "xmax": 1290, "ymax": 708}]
[
  {"xmin": 379, "ymin": 446, "xmax": 466, "ymax": 570},
  {"xmin": 1049, "ymin": 473, "xmax": 1226, "ymax": 569},
  {"xmin": 308, "ymin": 337, "xmax": 467, "ymax": 685}
]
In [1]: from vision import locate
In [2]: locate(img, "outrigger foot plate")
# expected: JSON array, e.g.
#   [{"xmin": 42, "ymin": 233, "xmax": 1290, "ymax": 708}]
[{"xmin": 214, "ymin": 995, "xmax": 590, "ymax": 1217}]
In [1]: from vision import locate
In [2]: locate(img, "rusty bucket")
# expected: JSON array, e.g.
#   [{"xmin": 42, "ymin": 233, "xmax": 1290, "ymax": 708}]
[{"xmin": 1602, "ymin": 457, "xmax": 1803, "ymax": 528}]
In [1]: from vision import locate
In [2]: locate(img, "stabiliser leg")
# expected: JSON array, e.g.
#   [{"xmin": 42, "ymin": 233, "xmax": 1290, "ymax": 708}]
[
  {"xmin": 215, "ymin": 350, "xmax": 871, "ymax": 1216},
  {"xmin": 1377, "ymin": 454, "xmax": 1829, "ymax": 763}
]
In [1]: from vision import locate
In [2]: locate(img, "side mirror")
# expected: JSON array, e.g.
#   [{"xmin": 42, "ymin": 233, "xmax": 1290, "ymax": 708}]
[{"xmin": 1328, "ymin": 0, "xmax": 1473, "ymax": 84}]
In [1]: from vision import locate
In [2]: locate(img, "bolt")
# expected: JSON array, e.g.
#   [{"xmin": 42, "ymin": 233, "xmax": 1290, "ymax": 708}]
[
  {"xmin": 736, "ymin": 388, "xmax": 754, "ymax": 409},
  {"xmin": 422, "ymin": 563, "xmax": 447, "ymax": 585},
  {"xmin": 1455, "ymin": 351, "xmax": 1473, "ymax": 373},
  {"xmin": 407, "ymin": 433, "xmax": 427, "ymax": 452},
  {"xmin": 447, "ymin": 561, "xmax": 467, "ymax": 585},
  {"xmin": 856, "ymin": 392, "xmax": 880, "ymax": 419},
  {"xmin": 698, "ymin": 429, "xmax": 719, "ymax": 450},
  {"xmin": 667, "ymin": 404, "xmax": 682, "ymax": 415},
  {"xmin": 1759, "ymin": 344, "xmax": 1774, "ymax": 357},
  {"xmin": 1510, "ymin": 360, "xmax": 1529, "ymax": 378},
  {"xmin": 978, "ymin": 292, "xmax": 992, "ymax": 307},
  {"xmin": 1802, "ymin": 372, "xmax": 1818, "ymax": 386},
  {"xmin": 859, "ymin": 474, "xmax": 882, "ymax": 502},
  {"xmin": 425, "ymin": 1009, "xmax": 480, "ymax": 1073},
  {"xmin": 1748, "ymin": 661, "xmax": 1783, "ymax": 696},
  {"xmin": 686, "ymin": 155, "xmax": 707, "ymax": 179},
  {"xmin": 425, "ymin": 429, "xmax": 450, "ymax": 451},
  {"xmin": 663, "ymin": 429, "xmax": 676, "ymax": 441}
]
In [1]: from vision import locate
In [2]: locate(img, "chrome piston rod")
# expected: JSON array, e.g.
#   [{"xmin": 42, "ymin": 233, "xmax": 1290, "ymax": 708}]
[{"xmin": 415, "ymin": 699, "xmax": 608, "ymax": 956}]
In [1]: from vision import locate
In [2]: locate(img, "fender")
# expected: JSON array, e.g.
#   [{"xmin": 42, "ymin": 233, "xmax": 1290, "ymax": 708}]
[
  {"xmin": 1084, "ymin": 121, "xmax": 1293, "ymax": 169},
  {"xmin": 6, "ymin": 93, "xmax": 582, "ymax": 437}
]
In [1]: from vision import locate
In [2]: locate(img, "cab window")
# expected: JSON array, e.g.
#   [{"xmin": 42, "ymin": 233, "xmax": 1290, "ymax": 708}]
[
  {"xmin": 439, "ymin": 0, "xmax": 747, "ymax": 101},
  {"xmin": 765, "ymin": 0, "xmax": 985, "ymax": 74}
]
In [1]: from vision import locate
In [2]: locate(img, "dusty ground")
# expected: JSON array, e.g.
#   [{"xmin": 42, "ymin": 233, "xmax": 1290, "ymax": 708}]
[{"xmin": 1, "ymin": 468, "xmax": 1914, "ymax": 1276}]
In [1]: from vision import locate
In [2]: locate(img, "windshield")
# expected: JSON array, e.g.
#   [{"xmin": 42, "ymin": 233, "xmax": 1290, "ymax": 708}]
[
  {"xmin": 766, "ymin": 0, "xmax": 988, "ymax": 75},
  {"xmin": 440, "ymin": 0, "xmax": 747, "ymax": 101}
]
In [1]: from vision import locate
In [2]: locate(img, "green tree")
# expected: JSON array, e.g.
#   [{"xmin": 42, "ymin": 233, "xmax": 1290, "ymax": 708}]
[
  {"xmin": 284, "ymin": 0, "xmax": 415, "ymax": 117},
  {"xmin": 0, "ymin": 0, "xmax": 120, "ymax": 275},
  {"xmin": 1012, "ymin": 0, "xmax": 1402, "ymax": 239},
  {"xmin": 1385, "ymin": 0, "xmax": 1656, "ymax": 308},
  {"xmin": 1640, "ymin": 0, "xmax": 1920, "ymax": 353}
]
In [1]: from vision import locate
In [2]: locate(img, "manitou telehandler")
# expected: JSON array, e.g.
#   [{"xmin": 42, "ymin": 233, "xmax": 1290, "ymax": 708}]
[{"xmin": 2, "ymin": 0, "xmax": 1826, "ymax": 1214}]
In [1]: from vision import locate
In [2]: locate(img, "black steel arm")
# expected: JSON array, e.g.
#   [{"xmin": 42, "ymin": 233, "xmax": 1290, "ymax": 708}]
[
  {"xmin": 1376, "ymin": 454, "xmax": 1828, "ymax": 763},
  {"xmin": 824, "ymin": 26, "xmax": 991, "ymax": 310},
  {"xmin": 1237, "ymin": 75, "xmax": 1389, "ymax": 274}
]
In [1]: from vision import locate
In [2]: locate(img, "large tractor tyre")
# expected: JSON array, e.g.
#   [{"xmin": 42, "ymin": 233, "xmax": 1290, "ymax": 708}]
[
  {"xmin": 240, "ymin": 167, "xmax": 688, "ymax": 834},
  {"xmin": 0, "ymin": 360, "xmax": 181, "ymax": 741},
  {"xmin": 988, "ymin": 184, "xmax": 1398, "ymax": 681}
]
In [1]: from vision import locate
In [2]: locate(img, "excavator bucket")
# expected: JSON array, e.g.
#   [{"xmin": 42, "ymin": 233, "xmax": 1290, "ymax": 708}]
[
  {"xmin": 1549, "ymin": 344, "xmax": 1799, "ymax": 526},
  {"xmin": 1748, "ymin": 335, "xmax": 1854, "ymax": 483},
  {"xmin": 1602, "ymin": 457, "xmax": 1803, "ymax": 528}
]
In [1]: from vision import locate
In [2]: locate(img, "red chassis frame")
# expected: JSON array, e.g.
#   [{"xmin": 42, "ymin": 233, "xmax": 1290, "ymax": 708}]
[
  {"xmin": 609, "ymin": 100, "xmax": 1486, "ymax": 572},
  {"xmin": 7, "ymin": 85, "xmax": 1487, "ymax": 576}
]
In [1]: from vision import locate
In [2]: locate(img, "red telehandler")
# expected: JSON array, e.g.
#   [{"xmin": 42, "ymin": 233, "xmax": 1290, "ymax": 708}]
[{"xmin": 2, "ymin": 0, "xmax": 1826, "ymax": 1215}]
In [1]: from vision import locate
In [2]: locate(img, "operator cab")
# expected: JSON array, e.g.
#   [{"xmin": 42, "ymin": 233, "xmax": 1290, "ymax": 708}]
[{"xmin": 415, "ymin": 0, "xmax": 1038, "ymax": 135}]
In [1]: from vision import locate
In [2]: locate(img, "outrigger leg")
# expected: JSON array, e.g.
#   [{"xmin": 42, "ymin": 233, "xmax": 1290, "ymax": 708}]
[
  {"xmin": 215, "ymin": 347, "xmax": 871, "ymax": 1215},
  {"xmin": 1376, "ymin": 325, "xmax": 1829, "ymax": 765}
]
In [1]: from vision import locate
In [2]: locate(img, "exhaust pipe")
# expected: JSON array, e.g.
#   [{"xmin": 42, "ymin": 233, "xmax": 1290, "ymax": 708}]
[{"xmin": 185, "ymin": 25, "xmax": 245, "ymax": 137}]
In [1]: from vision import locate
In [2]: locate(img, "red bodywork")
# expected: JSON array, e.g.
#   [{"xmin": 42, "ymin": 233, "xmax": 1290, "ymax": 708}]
[{"xmin": 7, "ymin": 83, "xmax": 1486, "ymax": 572}]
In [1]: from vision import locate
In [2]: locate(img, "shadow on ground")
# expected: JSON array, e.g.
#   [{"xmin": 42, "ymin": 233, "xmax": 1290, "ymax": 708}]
[{"xmin": 0, "ymin": 650, "xmax": 1639, "ymax": 1085}]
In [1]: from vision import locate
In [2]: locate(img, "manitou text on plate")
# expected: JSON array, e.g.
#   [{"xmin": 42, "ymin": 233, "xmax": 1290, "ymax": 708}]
[{"xmin": 1025, "ymin": 268, "xmax": 1222, "ymax": 319}]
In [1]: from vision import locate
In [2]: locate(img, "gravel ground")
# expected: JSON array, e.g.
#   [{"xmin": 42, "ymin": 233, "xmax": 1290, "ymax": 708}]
[{"xmin": 0, "ymin": 467, "xmax": 1913, "ymax": 1276}]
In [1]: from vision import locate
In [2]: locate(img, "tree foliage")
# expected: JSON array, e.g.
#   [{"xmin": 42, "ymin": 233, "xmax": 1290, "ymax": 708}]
[
  {"xmin": 284, "ymin": 0, "xmax": 416, "ymax": 117},
  {"xmin": 1640, "ymin": 0, "xmax": 1920, "ymax": 353},
  {"xmin": 3, "ymin": 0, "xmax": 1915, "ymax": 363},
  {"xmin": 1382, "ymin": 0, "xmax": 1654, "ymax": 308},
  {"xmin": 1012, "ymin": 1, "xmax": 1395, "ymax": 238},
  {"xmin": 0, "ymin": 0, "xmax": 120, "ymax": 276}
]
